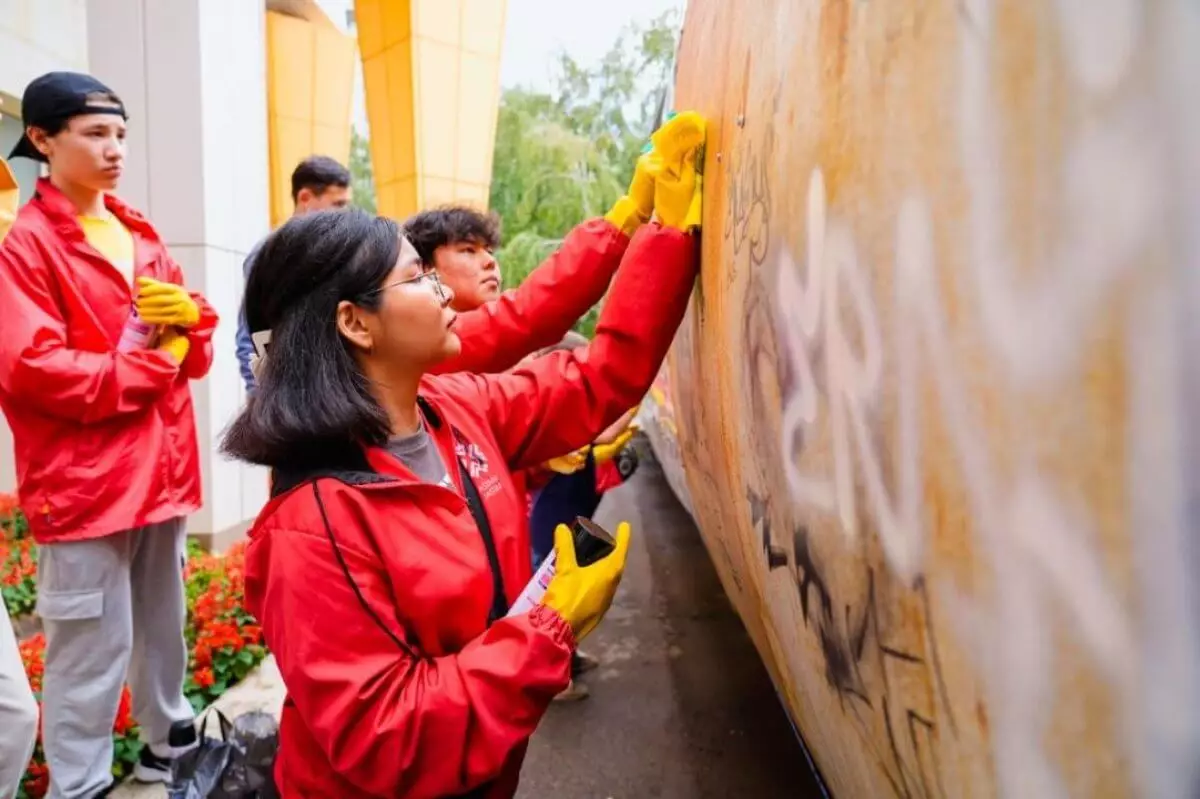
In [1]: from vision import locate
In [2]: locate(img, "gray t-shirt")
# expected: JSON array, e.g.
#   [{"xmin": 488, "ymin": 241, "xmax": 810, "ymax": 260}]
[{"xmin": 387, "ymin": 422, "xmax": 454, "ymax": 489}]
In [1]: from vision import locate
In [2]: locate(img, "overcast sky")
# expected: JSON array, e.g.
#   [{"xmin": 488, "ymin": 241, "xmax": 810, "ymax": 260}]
[
  {"xmin": 315, "ymin": 0, "xmax": 685, "ymax": 129},
  {"xmin": 500, "ymin": 0, "xmax": 685, "ymax": 90}
]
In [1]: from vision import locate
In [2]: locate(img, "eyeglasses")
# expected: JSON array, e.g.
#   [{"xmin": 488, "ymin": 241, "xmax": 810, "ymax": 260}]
[{"xmin": 367, "ymin": 269, "xmax": 449, "ymax": 302}]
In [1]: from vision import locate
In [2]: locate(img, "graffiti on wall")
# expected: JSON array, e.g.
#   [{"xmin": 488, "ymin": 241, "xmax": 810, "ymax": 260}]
[{"xmin": 649, "ymin": 0, "xmax": 1200, "ymax": 796}]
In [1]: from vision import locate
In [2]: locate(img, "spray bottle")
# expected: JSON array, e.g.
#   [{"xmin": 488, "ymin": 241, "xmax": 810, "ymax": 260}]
[
  {"xmin": 507, "ymin": 517, "xmax": 616, "ymax": 617},
  {"xmin": 116, "ymin": 306, "xmax": 158, "ymax": 352}
]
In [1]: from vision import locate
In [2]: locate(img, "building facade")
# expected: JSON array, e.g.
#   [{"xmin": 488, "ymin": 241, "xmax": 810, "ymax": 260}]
[
  {"xmin": 0, "ymin": 0, "xmax": 505, "ymax": 548},
  {"xmin": 0, "ymin": 0, "xmax": 315, "ymax": 548}
]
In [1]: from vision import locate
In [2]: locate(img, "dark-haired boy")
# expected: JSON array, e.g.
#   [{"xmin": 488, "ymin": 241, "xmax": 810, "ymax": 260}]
[{"xmin": 235, "ymin": 155, "xmax": 352, "ymax": 393}]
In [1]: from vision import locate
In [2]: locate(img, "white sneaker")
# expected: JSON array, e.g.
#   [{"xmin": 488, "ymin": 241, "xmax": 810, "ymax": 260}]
[{"xmin": 133, "ymin": 719, "xmax": 198, "ymax": 783}]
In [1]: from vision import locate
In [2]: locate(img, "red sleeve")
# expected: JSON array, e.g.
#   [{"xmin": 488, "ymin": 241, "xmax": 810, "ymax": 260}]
[
  {"xmin": 250, "ymin": 523, "xmax": 573, "ymax": 798},
  {"xmin": 432, "ymin": 218, "xmax": 629, "ymax": 375},
  {"xmin": 0, "ymin": 243, "xmax": 180, "ymax": 423},
  {"xmin": 447, "ymin": 223, "xmax": 697, "ymax": 471},
  {"xmin": 163, "ymin": 257, "xmax": 218, "ymax": 380}
]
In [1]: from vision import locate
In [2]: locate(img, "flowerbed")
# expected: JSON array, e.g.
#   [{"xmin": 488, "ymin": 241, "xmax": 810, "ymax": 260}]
[
  {"xmin": 1, "ymin": 495, "xmax": 267, "ymax": 798},
  {"xmin": 1, "ymin": 493, "xmax": 36, "ymax": 620}
]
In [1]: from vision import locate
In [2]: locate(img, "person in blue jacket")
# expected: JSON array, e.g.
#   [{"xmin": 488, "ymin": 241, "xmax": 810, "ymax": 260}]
[{"xmin": 235, "ymin": 155, "xmax": 351, "ymax": 393}]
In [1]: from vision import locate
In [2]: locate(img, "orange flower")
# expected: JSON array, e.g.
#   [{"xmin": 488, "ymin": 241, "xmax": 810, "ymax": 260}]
[
  {"xmin": 0, "ymin": 492, "xmax": 18, "ymax": 521},
  {"xmin": 19, "ymin": 634, "xmax": 46, "ymax": 694}
]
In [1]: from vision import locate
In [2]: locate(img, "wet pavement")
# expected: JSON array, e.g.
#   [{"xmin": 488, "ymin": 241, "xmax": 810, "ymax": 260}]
[{"xmin": 516, "ymin": 441, "xmax": 825, "ymax": 799}]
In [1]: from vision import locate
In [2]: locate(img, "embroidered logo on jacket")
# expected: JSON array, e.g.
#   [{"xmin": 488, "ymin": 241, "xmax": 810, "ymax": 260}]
[{"xmin": 455, "ymin": 439, "xmax": 489, "ymax": 478}]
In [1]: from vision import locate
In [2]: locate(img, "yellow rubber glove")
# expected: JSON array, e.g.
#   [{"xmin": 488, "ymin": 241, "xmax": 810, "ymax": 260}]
[
  {"xmin": 592, "ymin": 427, "xmax": 636, "ymax": 465},
  {"xmin": 156, "ymin": 327, "xmax": 190, "ymax": 364},
  {"xmin": 135, "ymin": 277, "xmax": 201, "ymax": 328},
  {"xmin": 650, "ymin": 111, "xmax": 706, "ymax": 232},
  {"xmin": 545, "ymin": 447, "xmax": 588, "ymax": 475},
  {"xmin": 0, "ymin": 157, "xmax": 17, "ymax": 243},
  {"xmin": 604, "ymin": 149, "xmax": 659, "ymax": 238},
  {"xmin": 542, "ymin": 521, "xmax": 632, "ymax": 641}
]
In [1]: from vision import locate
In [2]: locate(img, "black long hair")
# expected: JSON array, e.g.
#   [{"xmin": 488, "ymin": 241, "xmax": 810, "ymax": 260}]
[{"xmin": 221, "ymin": 209, "xmax": 401, "ymax": 469}]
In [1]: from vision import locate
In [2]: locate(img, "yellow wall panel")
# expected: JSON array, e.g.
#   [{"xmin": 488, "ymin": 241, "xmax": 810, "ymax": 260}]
[
  {"xmin": 360, "ymin": 55, "xmax": 395, "ymax": 179},
  {"xmin": 451, "ymin": 182, "xmax": 488, "ymax": 209},
  {"xmin": 380, "ymin": 0, "xmax": 412, "ymax": 51},
  {"xmin": 382, "ymin": 41, "xmax": 416, "ymax": 180},
  {"xmin": 313, "ymin": 124, "xmax": 349, "ymax": 164},
  {"xmin": 266, "ymin": 8, "xmax": 355, "ymax": 227},
  {"xmin": 356, "ymin": 0, "xmax": 504, "ymax": 221},
  {"xmin": 461, "ymin": 0, "xmax": 506, "ymax": 56},
  {"xmin": 354, "ymin": 0, "xmax": 385, "ymax": 58},
  {"xmin": 414, "ymin": 39, "xmax": 460, "ymax": 180},
  {"xmin": 379, "ymin": 178, "xmax": 417, "ymax": 223},
  {"xmin": 267, "ymin": 14, "xmax": 314, "ymax": 118},
  {"xmin": 313, "ymin": 30, "xmax": 356, "ymax": 128},
  {"xmin": 412, "ymin": 0, "xmax": 461, "ymax": 47},
  {"xmin": 268, "ymin": 116, "xmax": 313, "ymax": 225},
  {"xmin": 455, "ymin": 52, "xmax": 499, "ymax": 185},
  {"xmin": 422, "ymin": 176, "xmax": 457, "ymax": 208}
]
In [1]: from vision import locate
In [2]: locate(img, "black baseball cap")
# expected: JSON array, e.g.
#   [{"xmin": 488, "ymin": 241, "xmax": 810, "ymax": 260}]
[{"xmin": 8, "ymin": 72, "xmax": 127, "ymax": 162}]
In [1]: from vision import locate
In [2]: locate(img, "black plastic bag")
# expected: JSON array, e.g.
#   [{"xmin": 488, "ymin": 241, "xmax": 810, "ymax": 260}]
[
  {"xmin": 216, "ymin": 711, "xmax": 279, "ymax": 799},
  {"xmin": 167, "ymin": 708, "xmax": 279, "ymax": 799},
  {"xmin": 166, "ymin": 710, "xmax": 235, "ymax": 799}
]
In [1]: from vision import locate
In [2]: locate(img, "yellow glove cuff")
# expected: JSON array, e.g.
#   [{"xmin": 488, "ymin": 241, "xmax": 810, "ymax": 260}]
[
  {"xmin": 603, "ymin": 195, "xmax": 650, "ymax": 239},
  {"xmin": 546, "ymin": 448, "xmax": 588, "ymax": 475},
  {"xmin": 157, "ymin": 331, "xmax": 191, "ymax": 365},
  {"xmin": 593, "ymin": 428, "xmax": 636, "ymax": 464}
]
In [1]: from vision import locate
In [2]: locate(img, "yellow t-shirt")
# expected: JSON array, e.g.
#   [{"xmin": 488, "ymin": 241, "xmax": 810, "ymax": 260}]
[{"xmin": 80, "ymin": 212, "xmax": 135, "ymax": 287}]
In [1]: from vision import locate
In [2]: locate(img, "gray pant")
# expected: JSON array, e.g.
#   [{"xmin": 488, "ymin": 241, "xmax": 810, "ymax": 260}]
[
  {"xmin": 38, "ymin": 518, "xmax": 193, "ymax": 799},
  {"xmin": 0, "ymin": 600, "xmax": 38, "ymax": 799}
]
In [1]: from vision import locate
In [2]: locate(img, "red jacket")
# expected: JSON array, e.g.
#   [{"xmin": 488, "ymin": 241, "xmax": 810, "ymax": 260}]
[
  {"xmin": 434, "ymin": 218, "xmax": 629, "ymax": 376},
  {"xmin": 0, "ymin": 179, "xmax": 218, "ymax": 542},
  {"xmin": 243, "ymin": 223, "xmax": 697, "ymax": 799},
  {"xmin": 433, "ymin": 217, "xmax": 629, "ymax": 512}
]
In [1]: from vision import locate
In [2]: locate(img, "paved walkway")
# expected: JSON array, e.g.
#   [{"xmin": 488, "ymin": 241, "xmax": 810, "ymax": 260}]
[{"xmin": 114, "ymin": 441, "xmax": 823, "ymax": 798}]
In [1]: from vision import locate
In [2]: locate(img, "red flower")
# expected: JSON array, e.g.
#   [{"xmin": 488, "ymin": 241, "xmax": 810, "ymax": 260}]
[
  {"xmin": 113, "ymin": 686, "xmax": 137, "ymax": 736},
  {"xmin": 23, "ymin": 760, "xmax": 49, "ymax": 797},
  {"xmin": 193, "ymin": 668, "xmax": 215, "ymax": 689}
]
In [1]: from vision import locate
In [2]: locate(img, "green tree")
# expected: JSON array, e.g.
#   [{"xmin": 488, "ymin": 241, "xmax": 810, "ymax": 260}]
[
  {"xmin": 490, "ymin": 10, "xmax": 680, "ymax": 337},
  {"xmin": 349, "ymin": 125, "xmax": 377, "ymax": 215}
]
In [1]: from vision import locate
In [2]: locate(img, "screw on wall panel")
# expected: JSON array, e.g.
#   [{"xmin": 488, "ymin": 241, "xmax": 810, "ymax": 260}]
[
  {"xmin": 736, "ymin": 114, "xmax": 745, "ymax": 127},
  {"xmin": 716, "ymin": 152, "xmax": 723, "ymax": 162}
]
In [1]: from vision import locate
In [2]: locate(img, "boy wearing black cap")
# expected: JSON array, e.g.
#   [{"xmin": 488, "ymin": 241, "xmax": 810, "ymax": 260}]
[{"xmin": 0, "ymin": 72, "xmax": 218, "ymax": 798}]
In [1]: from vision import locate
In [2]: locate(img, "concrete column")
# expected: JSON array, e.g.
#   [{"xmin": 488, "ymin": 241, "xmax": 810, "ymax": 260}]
[{"xmin": 87, "ymin": 0, "xmax": 272, "ymax": 548}]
